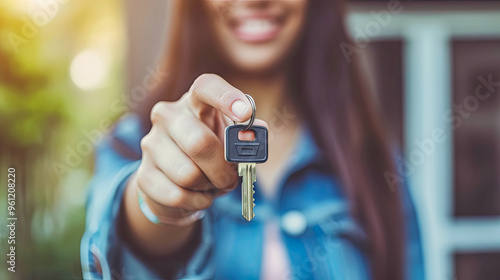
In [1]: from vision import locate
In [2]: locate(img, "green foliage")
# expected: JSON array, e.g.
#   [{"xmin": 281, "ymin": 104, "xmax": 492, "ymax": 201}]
[
  {"xmin": 0, "ymin": 85, "xmax": 69, "ymax": 147},
  {"xmin": 0, "ymin": 6, "xmax": 70, "ymax": 148},
  {"xmin": 0, "ymin": 0, "xmax": 125, "ymax": 279}
]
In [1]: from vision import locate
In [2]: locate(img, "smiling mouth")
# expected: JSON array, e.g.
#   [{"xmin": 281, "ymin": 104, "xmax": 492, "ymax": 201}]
[{"xmin": 232, "ymin": 17, "xmax": 284, "ymax": 44}]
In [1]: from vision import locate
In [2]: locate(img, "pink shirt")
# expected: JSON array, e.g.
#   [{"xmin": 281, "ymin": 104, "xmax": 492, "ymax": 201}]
[{"xmin": 260, "ymin": 220, "xmax": 291, "ymax": 280}]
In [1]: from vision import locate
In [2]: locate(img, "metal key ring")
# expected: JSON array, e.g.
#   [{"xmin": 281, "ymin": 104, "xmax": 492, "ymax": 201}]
[{"xmin": 233, "ymin": 94, "xmax": 256, "ymax": 131}]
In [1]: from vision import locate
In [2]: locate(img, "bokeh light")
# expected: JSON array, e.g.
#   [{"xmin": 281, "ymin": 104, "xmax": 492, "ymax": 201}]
[{"xmin": 70, "ymin": 49, "xmax": 109, "ymax": 90}]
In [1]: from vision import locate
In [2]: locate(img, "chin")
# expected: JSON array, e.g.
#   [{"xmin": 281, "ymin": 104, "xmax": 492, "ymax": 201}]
[
  {"xmin": 231, "ymin": 60, "xmax": 279, "ymax": 74},
  {"xmin": 224, "ymin": 48, "xmax": 288, "ymax": 75}
]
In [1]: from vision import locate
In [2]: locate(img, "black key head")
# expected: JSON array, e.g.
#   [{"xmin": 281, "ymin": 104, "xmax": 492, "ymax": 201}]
[{"xmin": 224, "ymin": 125, "xmax": 268, "ymax": 163}]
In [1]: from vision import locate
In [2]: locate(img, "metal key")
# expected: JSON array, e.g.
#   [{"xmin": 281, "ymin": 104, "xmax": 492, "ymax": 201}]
[
  {"xmin": 225, "ymin": 124, "xmax": 268, "ymax": 221},
  {"xmin": 238, "ymin": 162, "xmax": 256, "ymax": 221}
]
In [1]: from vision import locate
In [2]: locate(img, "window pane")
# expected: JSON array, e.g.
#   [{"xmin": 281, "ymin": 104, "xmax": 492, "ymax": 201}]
[
  {"xmin": 452, "ymin": 39, "xmax": 500, "ymax": 217},
  {"xmin": 454, "ymin": 251, "xmax": 500, "ymax": 280},
  {"xmin": 364, "ymin": 40, "xmax": 404, "ymax": 147}
]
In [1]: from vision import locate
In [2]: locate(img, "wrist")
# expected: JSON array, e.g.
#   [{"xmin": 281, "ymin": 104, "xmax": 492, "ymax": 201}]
[
  {"xmin": 136, "ymin": 188, "xmax": 205, "ymax": 227},
  {"xmin": 122, "ymin": 174, "xmax": 199, "ymax": 256}
]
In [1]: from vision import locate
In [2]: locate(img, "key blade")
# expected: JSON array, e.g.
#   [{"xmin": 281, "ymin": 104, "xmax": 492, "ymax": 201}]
[
  {"xmin": 239, "ymin": 163, "xmax": 256, "ymax": 221},
  {"xmin": 238, "ymin": 163, "xmax": 246, "ymax": 177}
]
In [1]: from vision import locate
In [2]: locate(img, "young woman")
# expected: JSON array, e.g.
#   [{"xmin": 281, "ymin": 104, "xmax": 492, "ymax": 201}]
[{"xmin": 81, "ymin": 1, "xmax": 424, "ymax": 279}]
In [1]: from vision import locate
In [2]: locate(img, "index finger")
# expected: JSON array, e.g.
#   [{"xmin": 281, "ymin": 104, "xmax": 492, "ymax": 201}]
[{"xmin": 187, "ymin": 74, "xmax": 253, "ymax": 123}]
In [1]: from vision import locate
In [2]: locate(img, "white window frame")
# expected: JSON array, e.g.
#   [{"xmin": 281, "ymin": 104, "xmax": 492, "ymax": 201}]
[{"xmin": 347, "ymin": 7, "xmax": 500, "ymax": 280}]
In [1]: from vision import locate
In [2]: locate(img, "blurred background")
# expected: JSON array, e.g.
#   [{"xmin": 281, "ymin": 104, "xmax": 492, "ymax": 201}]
[{"xmin": 0, "ymin": 1, "xmax": 499, "ymax": 279}]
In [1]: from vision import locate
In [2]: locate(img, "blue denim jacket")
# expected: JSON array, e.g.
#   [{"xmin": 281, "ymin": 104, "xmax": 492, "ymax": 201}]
[{"xmin": 80, "ymin": 114, "xmax": 424, "ymax": 280}]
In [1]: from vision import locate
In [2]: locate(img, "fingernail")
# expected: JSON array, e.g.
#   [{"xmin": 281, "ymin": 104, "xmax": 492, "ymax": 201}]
[{"xmin": 231, "ymin": 100, "xmax": 249, "ymax": 120}]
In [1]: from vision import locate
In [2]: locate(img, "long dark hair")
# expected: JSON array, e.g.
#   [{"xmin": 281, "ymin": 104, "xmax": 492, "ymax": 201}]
[{"xmin": 130, "ymin": 1, "xmax": 405, "ymax": 279}]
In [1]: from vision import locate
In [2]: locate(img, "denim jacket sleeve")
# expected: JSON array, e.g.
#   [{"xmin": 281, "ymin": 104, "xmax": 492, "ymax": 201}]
[{"xmin": 80, "ymin": 114, "xmax": 216, "ymax": 280}]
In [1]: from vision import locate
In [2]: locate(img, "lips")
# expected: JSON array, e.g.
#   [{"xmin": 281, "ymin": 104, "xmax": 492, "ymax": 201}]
[{"xmin": 232, "ymin": 17, "xmax": 282, "ymax": 43}]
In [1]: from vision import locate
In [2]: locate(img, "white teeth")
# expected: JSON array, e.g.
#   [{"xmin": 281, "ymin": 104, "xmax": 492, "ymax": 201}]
[{"xmin": 238, "ymin": 19, "xmax": 276, "ymax": 35}]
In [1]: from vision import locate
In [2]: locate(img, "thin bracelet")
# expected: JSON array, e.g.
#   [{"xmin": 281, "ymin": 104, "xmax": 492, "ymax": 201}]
[{"xmin": 137, "ymin": 189, "xmax": 205, "ymax": 227}]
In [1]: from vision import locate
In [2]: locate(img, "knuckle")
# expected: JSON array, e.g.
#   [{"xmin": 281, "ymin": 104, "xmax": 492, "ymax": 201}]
[
  {"xmin": 140, "ymin": 134, "xmax": 152, "ymax": 153},
  {"xmin": 150, "ymin": 101, "xmax": 170, "ymax": 123}
]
